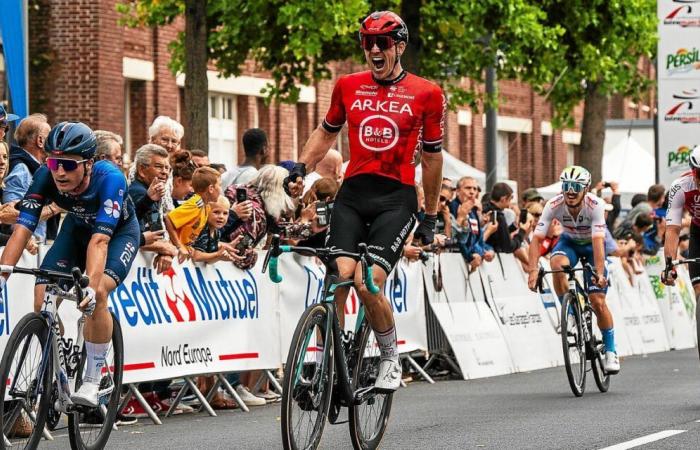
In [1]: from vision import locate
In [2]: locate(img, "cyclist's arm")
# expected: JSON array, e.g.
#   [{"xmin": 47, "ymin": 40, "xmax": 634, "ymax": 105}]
[
  {"xmin": 421, "ymin": 85, "xmax": 446, "ymax": 216},
  {"xmin": 664, "ymin": 181, "xmax": 684, "ymax": 260},
  {"xmin": 299, "ymin": 127, "xmax": 339, "ymax": 172},
  {"xmin": 422, "ymin": 151, "xmax": 442, "ymax": 215},
  {"xmin": 592, "ymin": 235, "xmax": 606, "ymax": 276},
  {"xmin": 591, "ymin": 198, "xmax": 607, "ymax": 276},
  {"xmin": 299, "ymin": 78, "xmax": 345, "ymax": 172},
  {"xmin": 0, "ymin": 226, "xmax": 34, "ymax": 278}
]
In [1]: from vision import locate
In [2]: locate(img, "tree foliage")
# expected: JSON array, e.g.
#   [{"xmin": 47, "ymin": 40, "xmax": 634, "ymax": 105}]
[{"xmin": 117, "ymin": 0, "xmax": 368, "ymax": 103}]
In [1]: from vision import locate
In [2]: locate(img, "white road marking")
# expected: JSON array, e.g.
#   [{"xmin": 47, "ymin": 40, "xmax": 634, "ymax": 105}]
[{"xmin": 599, "ymin": 430, "xmax": 687, "ymax": 450}]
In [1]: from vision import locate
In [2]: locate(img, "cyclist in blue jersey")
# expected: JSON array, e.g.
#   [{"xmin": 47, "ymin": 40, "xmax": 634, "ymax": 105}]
[{"xmin": 0, "ymin": 122, "xmax": 140, "ymax": 407}]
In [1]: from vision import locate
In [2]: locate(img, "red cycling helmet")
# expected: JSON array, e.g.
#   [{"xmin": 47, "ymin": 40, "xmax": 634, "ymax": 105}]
[{"xmin": 358, "ymin": 11, "xmax": 409, "ymax": 43}]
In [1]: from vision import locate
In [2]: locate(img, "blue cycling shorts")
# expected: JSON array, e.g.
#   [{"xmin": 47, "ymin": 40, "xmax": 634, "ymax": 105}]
[
  {"xmin": 551, "ymin": 234, "xmax": 608, "ymax": 294},
  {"xmin": 38, "ymin": 214, "xmax": 140, "ymax": 288}
]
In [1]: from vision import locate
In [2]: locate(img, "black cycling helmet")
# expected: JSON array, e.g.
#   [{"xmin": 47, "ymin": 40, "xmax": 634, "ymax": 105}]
[{"xmin": 46, "ymin": 121, "xmax": 97, "ymax": 159}]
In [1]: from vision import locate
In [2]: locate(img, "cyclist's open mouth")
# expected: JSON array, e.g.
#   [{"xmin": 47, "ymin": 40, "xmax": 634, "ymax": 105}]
[
  {"xmin": 371, "ymin": 56, "xmax": 386, "ymax": 71},
  {"xmin": 565, "ymin": 192, "xmax": 579, "ymax": 200}
]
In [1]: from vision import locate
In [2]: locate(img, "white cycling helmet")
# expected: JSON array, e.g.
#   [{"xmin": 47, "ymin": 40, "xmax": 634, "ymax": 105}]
[
  {"xmin": 559, "ymin": 165, "xmax": 592, "ymax": 186},
  {"xmin": 689, "ymin": 146, "xmax": 700, "ymax": 168}
]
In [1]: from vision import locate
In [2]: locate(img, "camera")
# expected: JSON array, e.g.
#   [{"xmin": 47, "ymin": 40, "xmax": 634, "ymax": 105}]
[
  {"xmin": 235, "ymin": 232, "xmax": 254, "ymax": 253},
  {"xmin": 316, "ymin": 201, "xmax": 334, "ymax": 226},
  {"xmin": 146, "ymin": 211, "xmax": 163, "ymax": 232},
  {"xmin": 519, "ymin": 209, "xmax": 528, "ymax": 225}
]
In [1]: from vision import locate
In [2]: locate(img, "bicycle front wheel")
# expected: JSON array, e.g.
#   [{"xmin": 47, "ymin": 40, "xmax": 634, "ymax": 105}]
[
  {"xmin": 348, "ymin": 318, "xmax": 393, "ymax": 450},
  {"xmin": 68, "ymin": 312, "xmax": 124, "ymax": 450},
  {"xmin": 0, "ymin": 313, "xmax": 52, "ymax": 450},
  {"xmin": 281, "ymin": 303, "xmax": 335, "ymax": 450},
  {"xmin": 591, "ymin": 337, "xmax": 610, "ymax": 393},
  {"xmin": 561, "ymin": 293, "xmax": 586, "ymax": 397}
]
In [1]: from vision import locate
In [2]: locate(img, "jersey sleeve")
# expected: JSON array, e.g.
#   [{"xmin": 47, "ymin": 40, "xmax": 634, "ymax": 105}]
[
  {"xmin": 94, "ymin": 171, "xmax": 128, "ymax": 237},
  {"xmin": 590, "ymin": 198, "xmax": 607, "ymax": 238},
  {"xmin": 16, "ymin": 166, "xmax": 52, "ymax": 233},
  {"xmin": 666, "ymin": 181, "xmax": 685, "ymax": 226},
  {"xmin": 533, "ymin": 200, "xmax": 555, "ymax": 238},
  {"xmin": 322, "ymin": 78, "xmax": 346, "ymax": 133},
  {"xmin": 421, "ymin": 84, "xmax": 446, "ymax": 153}
]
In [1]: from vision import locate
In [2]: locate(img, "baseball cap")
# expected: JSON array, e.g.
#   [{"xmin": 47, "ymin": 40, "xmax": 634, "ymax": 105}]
[
  {"xmin": 0, "ymin": 105, "xmax": 20, "ymax": 124},
  {"xmin": 522, "ymin": 188, "xmax": 543, "ymax": 202}
]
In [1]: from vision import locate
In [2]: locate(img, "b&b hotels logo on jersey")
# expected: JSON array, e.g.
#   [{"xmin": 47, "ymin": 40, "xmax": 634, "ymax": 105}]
[
  {"xmin": 351, "ymin": 99, "xmax": 413, "ymax": 152},
  {"xmin": 666, "ymin": 48, "xmax": 700, "ymax": 75},
  {"xmin": 665, "ymin": 89, "xmax": 700, "ymax": 123},
  {"xmin": 664, "ymin": 0, "xmax": 700, "ymax": 27}
]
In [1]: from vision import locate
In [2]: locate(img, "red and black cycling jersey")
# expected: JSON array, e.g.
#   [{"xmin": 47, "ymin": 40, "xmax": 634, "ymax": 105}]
[{"xmin": 322, "ymin": 70, "xmax": 445, "ymax": 186}]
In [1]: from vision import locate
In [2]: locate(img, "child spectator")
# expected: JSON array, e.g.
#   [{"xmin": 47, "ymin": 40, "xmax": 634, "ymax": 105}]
[
  {"xmin": 165, "ymin": 166, "xmax": 221, "ymax": 263},
  {"xmin": 191, "ymin": 196, "xmax": 242, "ymax": 263}
]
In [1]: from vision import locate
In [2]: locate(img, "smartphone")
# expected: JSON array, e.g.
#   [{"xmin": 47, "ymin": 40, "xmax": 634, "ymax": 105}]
[
  {"xmin": 519, "ymin": 209, "xmax": 528, "ymax": 225},
  {"xmin": 236, "ymin": 187, "xmax": 248, "ymax": 204},
  {"xmin": 316, "ymin": 201, "xmax": 329, "ymax": 226}
]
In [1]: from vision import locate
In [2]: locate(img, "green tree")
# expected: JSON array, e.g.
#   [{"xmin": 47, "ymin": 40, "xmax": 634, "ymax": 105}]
[{"xmin": 117, "ymin": 0, "xmax": 368, "ymax": 151}]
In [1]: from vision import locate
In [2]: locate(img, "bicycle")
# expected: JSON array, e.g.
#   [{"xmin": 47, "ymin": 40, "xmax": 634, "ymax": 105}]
[
  {"xmin": 664, "ymin": 256, "xmax": 700, "ymax": 361},
  {"xmin": 0, "ymin": 266, "xmax": 123, "ymax": 450},
  {"xmin": 536, "ymin": 261, "xmax": 610, "ymax": 397},
  {"xmin": 263, "ymin": 235, "xmax": 393, "ymax": 450}
]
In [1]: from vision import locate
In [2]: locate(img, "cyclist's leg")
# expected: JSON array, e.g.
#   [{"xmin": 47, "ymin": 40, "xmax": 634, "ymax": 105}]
[
  {"xmin": 74, "ymin": 218, "xmax": 139, "ymax": 405},
  {"xmin": 687, "ymin": 229, "xmax": 700, "ymax": 297},
  {"xmin": 325, "ymin": 193, "xmax": 368, "ymax": 328},
  {"xmin": 550, "ymin": 235, "xmax": 578, "ymax": 302}
]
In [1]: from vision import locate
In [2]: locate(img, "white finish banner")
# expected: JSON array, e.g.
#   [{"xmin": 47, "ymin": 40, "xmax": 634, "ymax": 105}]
[{"xmin": 657, "ymin": 1, "xmax": 700, "ymax": 185}]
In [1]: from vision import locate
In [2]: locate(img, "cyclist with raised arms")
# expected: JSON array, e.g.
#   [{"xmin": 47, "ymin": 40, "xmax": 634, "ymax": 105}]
[
  {"xmin": 527, "ymin": 166, "xmax": 620, "ymax": 374},
  {"xmin": 285, "ymin": 11, "xmax": 445, "ymax": 392},
  {"xmin": 662, "ymin": 147, "xmax": 700, "ymax": 290},
  {"xmin": 0, "ymin": 122, "xmax": 140, "ymax": 407}
]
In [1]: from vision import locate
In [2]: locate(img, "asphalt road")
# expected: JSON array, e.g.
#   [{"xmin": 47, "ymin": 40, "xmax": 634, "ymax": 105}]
[{"xmin": 38, "ymin": 348, "xmax": 700, "ymax": 449}]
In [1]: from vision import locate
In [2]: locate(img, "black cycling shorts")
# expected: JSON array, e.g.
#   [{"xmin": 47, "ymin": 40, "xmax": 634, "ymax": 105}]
[
  {"xmin": 326, "ymin": 174, "xmax": 417, "ymax": 275},
  {"xmin": 689, "ymin": 224, "xmax": 700, "ymax": 285}
]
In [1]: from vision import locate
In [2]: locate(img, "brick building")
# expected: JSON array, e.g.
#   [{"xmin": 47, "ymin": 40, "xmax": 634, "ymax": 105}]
[{"xmin": 0, "ymin": 0, "xmax": 654, "ymax": 191}]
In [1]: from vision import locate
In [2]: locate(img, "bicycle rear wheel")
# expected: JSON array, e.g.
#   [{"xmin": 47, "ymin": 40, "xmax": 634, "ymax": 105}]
[
  {"xmin": 561, "ymin": 294, "xmax": 586, "ymax": 397},
  {"xmin": 0, "ymin": 313, "xmax": 52, "ymax": 450},
  {"xmin": 68, "ymin": 313, "xmax": 123, "ymax": 450},
  {"xmin": 281, "ymin": 303, "xmax": 335, "ymax": 450},
  {"xmin": 348, "ymin": 318, "xmax": 393, "ymax": 450}
]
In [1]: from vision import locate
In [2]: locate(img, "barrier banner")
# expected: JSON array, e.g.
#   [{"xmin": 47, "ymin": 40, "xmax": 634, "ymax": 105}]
[
  {"xmin": 604, "ymin": 260, "xmax": 642, "ymax": 356},
  {"xmin": 108, "ymin": 252, "xmax": 281, "ymax": 384},
  {"xmin": 643, "ymin": 254, "xmax": 695, "ymax": 350},
  {"xmin": 0, "ymin": 251, "xmax": 40, "ymax": 356},
  {"xmin": 480, "ymin": 254, "xmax": 563, "ymax": 372},
  {"xmin": 675, "ymin": 265, "xmax": 698, "ymax": 345},
  {"xmin": 424, "ymin": 254, "xmax": 513, "ymax": 379},
  {"xmin": 537, "ymin": 259, "xmax": 562, "ymax": 332},
  {"xmin": 277, "ymin": 253, "xmax": 428, "ymax": 361},
  {"xmin": 607, "ymin": 258, "xmax": 670, "ymax": 355}
]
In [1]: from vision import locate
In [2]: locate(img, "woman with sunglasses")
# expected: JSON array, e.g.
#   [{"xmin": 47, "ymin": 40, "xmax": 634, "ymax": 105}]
[
  {"xmin": 0, "ymin": 121, "xmax": 140, "ymax": 407},
  {"xmin": 284, "ymin": 10, "xmax": 445, "ymax": 393},
  {"xmin": 526, "ymin": 165, "xmax": 620, "ymax": 375}
]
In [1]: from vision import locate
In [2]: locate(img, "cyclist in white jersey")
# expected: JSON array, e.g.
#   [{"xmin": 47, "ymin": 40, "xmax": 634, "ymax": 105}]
[
  {"xmin": 527, "ymin": 166, "xmax": 620, "ymax": 374},
  {"xmin": 663, "ymin": 147, "xmax": 700, "ymax": 290}
]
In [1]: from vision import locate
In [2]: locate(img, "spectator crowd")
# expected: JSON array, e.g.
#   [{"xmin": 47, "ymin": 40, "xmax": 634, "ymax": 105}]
[{"xmin": 0, "ymin": 101, "xmax": 687, "ymax": 424}]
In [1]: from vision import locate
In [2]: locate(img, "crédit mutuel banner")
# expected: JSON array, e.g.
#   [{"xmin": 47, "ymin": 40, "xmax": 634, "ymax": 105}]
[{"xmin": 658, "ymin": 0, "xmax": 700, "ymax": 186}]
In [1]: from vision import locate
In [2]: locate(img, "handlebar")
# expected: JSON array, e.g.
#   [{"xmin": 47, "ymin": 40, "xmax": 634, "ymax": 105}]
[
  {"xmin": 664, "ymin": 256, "xmax": 700, "ymax": 281},
  {"xmin": 0, "ymin": 265, "xmax": 89, "ymax": 301},
  {"xmin": 262, "ymin": 235, "xmax": 380, "ymax": 294},
  {"xmin": 535, "ymin": 263, "xmax": 598, "ymax": 293}
]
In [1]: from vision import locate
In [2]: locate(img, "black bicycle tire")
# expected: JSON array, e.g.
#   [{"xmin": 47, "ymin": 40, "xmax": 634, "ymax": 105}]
[
  {"xmin": 0, "ymin": 313, "xmax": 52, "ymax": 450},
  {"xmin": 561, "ymin": 294, "xmax": 586, "ymax": 397},
  {"xmin": 348, "ymin": 318, "xmax": 393, "ymax": 450},
  {"xmin": 591, "ymin": 343, "xmax": 610, "ymax": 393},
  {"xmin": 281, "ymin": 303, "xmax": 335, "ymax": 450},
  {"xmin": 68, "ymin": 313, "xmax": 124, "ymax": 450}
]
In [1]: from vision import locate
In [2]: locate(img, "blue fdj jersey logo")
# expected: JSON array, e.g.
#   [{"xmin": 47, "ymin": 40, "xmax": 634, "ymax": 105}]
[
  {"xmin": 304, "ymin": 265, "xmax": 325, "ymax": 308},
  {"xmin": 384, "ymin": 267, "xmax": 408, "ymax": 313},
  {"xmin": 0, "ymin": 287, "xmax": 10, "ymax": 336},
  {"xmin": 109, "ymin": 266, "xmax": 259, "ymax": 327}
]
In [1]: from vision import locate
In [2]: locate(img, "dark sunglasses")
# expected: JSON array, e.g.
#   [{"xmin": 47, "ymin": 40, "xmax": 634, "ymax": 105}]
[
  {"xmin": 532, "ymin": 213, "xmax": 542, "ymax": 218},
  {"xmin": 361, "ymin": 35, "xmax": 395, "ymax": 51},
  {"xmin": 47, "ymin": 157, "xmax": 88, "ymax": 172}
]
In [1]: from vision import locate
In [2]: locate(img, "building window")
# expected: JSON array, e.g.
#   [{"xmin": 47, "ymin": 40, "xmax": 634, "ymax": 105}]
[
  {"xmin": 208, "ymin": 93, "xmax": 237, "ymax": 167},
  {"xmin": 496, "ymin": 131, "xmax": 509, "ymax": 180}
]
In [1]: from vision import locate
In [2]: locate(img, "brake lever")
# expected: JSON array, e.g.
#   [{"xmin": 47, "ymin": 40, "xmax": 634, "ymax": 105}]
[
  {"xmin": 535, "ymin": 267, "xmax": 544, "ymax": 293},
  {"xmin": 262, "ymin": 234, "xmax": 281, "ymax": 274}
]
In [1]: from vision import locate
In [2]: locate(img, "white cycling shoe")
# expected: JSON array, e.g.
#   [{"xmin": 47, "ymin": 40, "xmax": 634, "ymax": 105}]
[
  {"xmin": 374, "ymin": 358, "xmax": 401, "ymax": 392},
  {"xmin": 603, "ymin": 351, "xmax": 620, "ymax": 374},
  {"xmin": 71, "ymin": 381, "xmax": 100, "ymax": 408}
]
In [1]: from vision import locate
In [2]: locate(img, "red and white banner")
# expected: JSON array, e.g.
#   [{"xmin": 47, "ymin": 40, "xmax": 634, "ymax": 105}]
[{"xmin": 108, "ymin": 252, "xmax": 281, "ymax": 384}]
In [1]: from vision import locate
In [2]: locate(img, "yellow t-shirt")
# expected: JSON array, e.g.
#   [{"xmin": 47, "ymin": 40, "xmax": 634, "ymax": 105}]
[{"xmin": 167, "ymin": 194, "xmax": 210, "ymax": 247}]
